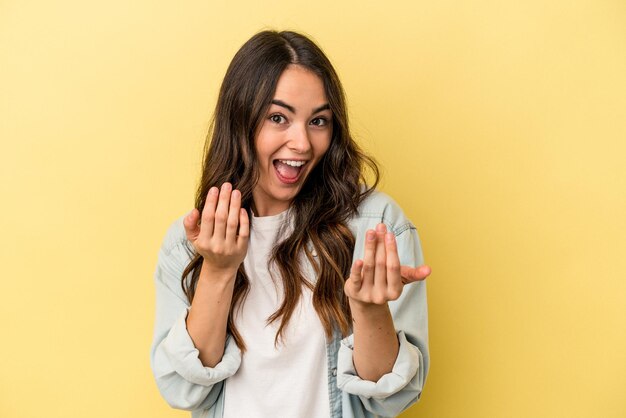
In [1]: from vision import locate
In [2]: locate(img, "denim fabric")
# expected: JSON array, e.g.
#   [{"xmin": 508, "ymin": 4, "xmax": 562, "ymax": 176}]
[{"xmin": 150, "ymin": 190, "xmax": 429, "ymax": 418}]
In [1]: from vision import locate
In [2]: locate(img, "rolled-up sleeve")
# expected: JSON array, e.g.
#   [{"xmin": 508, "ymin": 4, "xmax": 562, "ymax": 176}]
[
  {"xmin": 150, "ymin": 218, "xmax": 241, "ymax": 411},
  {"xmin": 337, "ymin": 330, "xmax": 424, "ymax": 416}
]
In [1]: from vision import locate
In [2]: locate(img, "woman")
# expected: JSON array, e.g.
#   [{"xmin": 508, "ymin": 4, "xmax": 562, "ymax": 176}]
[{"xmin": 151, "ymin": 30, "xmax": 430, "ymax": 418}]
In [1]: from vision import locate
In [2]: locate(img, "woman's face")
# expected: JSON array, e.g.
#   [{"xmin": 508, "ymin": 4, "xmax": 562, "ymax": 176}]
[{"xmin": 252, "ymin": 64, "xmax": 333, "ymax": 216}]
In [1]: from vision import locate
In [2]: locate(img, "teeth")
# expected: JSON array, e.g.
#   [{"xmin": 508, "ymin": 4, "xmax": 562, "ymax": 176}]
[{"xmin": 279, "ymin": 160, "xmax": 306, "ymax": 167}]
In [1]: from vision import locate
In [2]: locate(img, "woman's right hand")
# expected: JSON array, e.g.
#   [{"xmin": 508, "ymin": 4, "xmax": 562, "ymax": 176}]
[{"xmin": 183, "ymin": 182, "xmax": 250, "ymax": 276}]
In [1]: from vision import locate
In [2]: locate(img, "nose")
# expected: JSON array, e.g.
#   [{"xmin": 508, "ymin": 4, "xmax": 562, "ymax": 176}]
[{"xmin": 287, "ymin": 124, "xmax": 312, "ymax": 154}]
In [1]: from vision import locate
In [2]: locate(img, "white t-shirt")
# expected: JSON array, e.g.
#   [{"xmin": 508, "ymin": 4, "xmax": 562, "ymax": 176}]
[{"xmin": 223, "ymin": 210, "xmax": 330, "ymax": 418}]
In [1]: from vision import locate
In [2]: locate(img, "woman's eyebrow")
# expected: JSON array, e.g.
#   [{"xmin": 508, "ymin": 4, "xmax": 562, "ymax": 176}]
[
  {"xmin": 271, "ymin": 100, "xmax": 296, "ymax": 113},
  {"xmin": 312, "ymin": 103, "xmax": 331, "ymax": 114},
  {"xmin": 271, "ymin": 100, "xmax": 330, "ymax": 115}
]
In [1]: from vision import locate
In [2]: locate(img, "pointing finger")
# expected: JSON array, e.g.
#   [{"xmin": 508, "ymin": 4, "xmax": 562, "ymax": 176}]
[
  {"xmin": 201, "ymin": 186, "xmax": 219, "ymax": 237},
  {"xmin": 385, "ymin": 232, "xmax": 403, "ymax": 299}
]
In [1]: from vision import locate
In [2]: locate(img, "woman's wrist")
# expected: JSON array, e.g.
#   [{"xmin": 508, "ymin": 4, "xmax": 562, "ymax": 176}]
[
  {"xmin": 199, "ymin": 260, "xmax": 239, "ymax": 285},
  {"xmin": 349, "ymin": 298, "xmax": 393, "ymax": 323}
]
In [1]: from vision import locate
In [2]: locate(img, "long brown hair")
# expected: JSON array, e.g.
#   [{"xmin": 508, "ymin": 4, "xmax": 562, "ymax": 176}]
[{"xmin": 182, "ymin": 30, "xmax": 379, "ymax": 350}]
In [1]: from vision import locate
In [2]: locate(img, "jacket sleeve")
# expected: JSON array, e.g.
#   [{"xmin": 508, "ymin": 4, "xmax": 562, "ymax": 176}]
[
  {"xmin": 337, "ymin": 216, "xmax": 429, "ymax": 417},
  {"xmin": 150, "ymin": 218, "xmax": 242, "ymax": 411}
]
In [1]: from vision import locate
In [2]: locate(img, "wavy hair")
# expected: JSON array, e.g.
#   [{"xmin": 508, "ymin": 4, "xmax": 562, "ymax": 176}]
[{"xmin": 181, "ymin": 30, "xmax": 379, "ymax": 350}]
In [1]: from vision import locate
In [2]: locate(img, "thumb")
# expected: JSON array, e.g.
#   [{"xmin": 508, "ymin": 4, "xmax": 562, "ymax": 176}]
[
  {"xmin": 400, "ymin": 264, "xmax": 432, "ymax": 283},
  {"xmin": 183, "ymin": 209, "xmax": 200, "ymax": 242}
]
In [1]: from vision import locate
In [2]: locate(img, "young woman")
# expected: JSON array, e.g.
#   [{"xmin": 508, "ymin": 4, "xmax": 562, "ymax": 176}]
[{"xmin": 151, "ymin": 30, "xmax": 431, "ymax": 418}]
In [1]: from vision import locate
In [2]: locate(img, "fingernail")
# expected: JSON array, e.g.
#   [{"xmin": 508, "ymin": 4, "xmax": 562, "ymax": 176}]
[
  {"xmin": 386, "ymin": 232, "xmax": 394, "ymax": 243},
  {"xmin": 232, "ymin": 189, "xmax": 240, "ymax": 198},
  {"xmin": 376, "ymin": 223, "xmax": 386, "ymax": 233},
  {"xmin": 222, "ymin": 182, "xmax": 231, "ymax": 190},
  {"xmin": 367, "ymin": 230, "xmax": 375, "ymax": 241},
  {"xmin": 209, "ymin": 187, "xmax": 218, "ymax": 195}
]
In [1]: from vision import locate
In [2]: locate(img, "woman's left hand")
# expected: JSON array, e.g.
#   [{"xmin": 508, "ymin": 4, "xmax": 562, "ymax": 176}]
[{"xmin": 344, "ymin": 223, "xmax": 431, "ymax": 306}]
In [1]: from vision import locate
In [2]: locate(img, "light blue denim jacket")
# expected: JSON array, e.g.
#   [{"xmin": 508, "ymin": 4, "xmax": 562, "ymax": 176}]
[{"xmin": 150, "ymin": 190, "xmax": 429, "ymax": 418}]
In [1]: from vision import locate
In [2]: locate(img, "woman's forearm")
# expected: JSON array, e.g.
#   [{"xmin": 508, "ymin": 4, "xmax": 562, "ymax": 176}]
[
  {"xmin": 350, "ymin": 300, "xmax": 399, "ymax": 382},
  {"xmin": 186, "ymin": 262, "xmax": 237, "ymax": 368}
]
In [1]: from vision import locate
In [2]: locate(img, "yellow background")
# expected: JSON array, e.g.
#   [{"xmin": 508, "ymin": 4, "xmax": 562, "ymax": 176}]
[{"xmin": 1, "ymin": 1, "xmax": 625, "ymax": 417}]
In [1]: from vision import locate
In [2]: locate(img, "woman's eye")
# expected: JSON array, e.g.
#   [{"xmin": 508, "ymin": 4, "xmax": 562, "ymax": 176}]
[
  {"xmin": 310, "ymin": 117, "xmax": 328, "ymax": 127},
  {"xmin": 269, "ymin": 114, "xmax": 286, "ymax": 124}
]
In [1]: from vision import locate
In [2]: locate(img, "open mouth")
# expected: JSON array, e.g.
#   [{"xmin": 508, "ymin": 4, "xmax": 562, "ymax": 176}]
[{"xmin": 273, "ymin": 159, "xmax": 308, "ymax": 184}]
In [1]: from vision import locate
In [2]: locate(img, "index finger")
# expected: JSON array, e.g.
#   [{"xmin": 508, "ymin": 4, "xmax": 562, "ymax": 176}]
[
  {"xmin": 200, "ymin": 186, "xmax": 219, "ymax": 237},
  {"xmin": 385, "ymin": 231, "xmax": 403, "ymax": 298}
]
